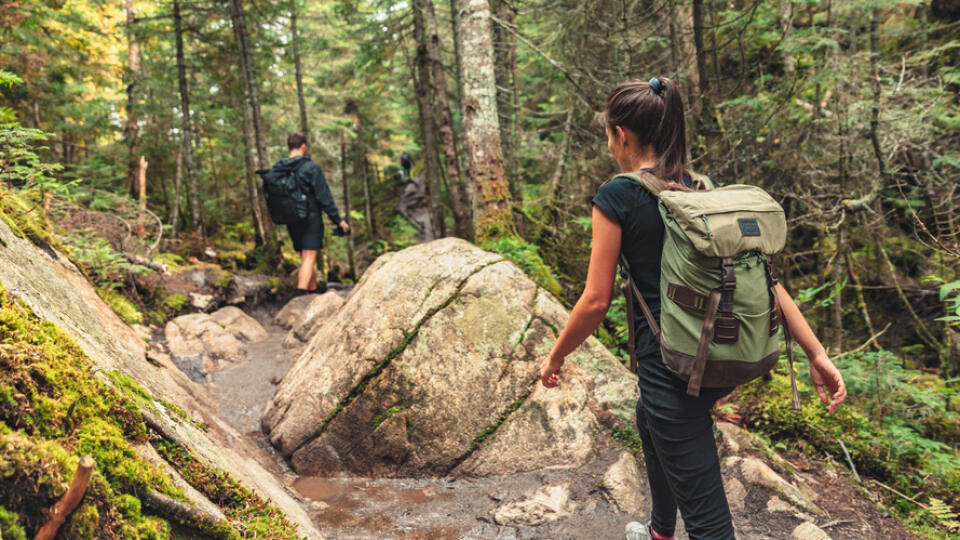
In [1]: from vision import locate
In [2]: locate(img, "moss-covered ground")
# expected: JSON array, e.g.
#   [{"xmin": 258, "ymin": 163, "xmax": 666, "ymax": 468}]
[
  {"xmin": 732, "ymin": 349, "xmax": 960, "ymax": 536},
  {"xmin": 0, "ymin": 283, "xmax": 301, "ymax": 539}
]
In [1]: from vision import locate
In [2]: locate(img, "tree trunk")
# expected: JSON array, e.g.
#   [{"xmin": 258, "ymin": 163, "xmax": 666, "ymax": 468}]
[
  {"xmin": 125, "ymin": 0, "xmax": 141, "ymax": 200},
  {"xmin": 779, "ymin": 0, "xmax": 795, "ymax": 78},
  {"xmin": 425, "ymin": 0, "xmax": 471, "ymax": 239},
  {"xmin": 454, "ymin": 0, "xmax": 512, "ymax": 244},
  {"xmin": 341, "ymin": 131, "xmax": 356, "ymax": 278},
  {"xmin": 173, "ymin": 0, "xmax": 202, "ymax": 236},
  {"xmin": 412, "ymin": 0, "xmax": 442, "ymax": 240},
  {"xmin": 291, "ymin": 0, "xmax": 310, "ymax": 139},
  {"xmin": 172, "ymin": 146, "xmax": 183, "ymax": 237},
  {"xmin": 692, "ymin": 0, "xmax": 714, "ymax": 137},
  {"xmin": 361, "ymin": 156, "xmax": 377, "ymax": 244},
  {"xmin": 831, "ymin": 229, "xmax": 844, "ymax": 353},
  {"xmin": 229, "ymin": 0, "xmax": 274, "ymax": 248},
  {"xmin": 491, "ymin": 0, "xmax": 521, "ymax": 203},
  {"xmin": 449, "ymin": 0, "xmax": 466, "ymax": 114}
]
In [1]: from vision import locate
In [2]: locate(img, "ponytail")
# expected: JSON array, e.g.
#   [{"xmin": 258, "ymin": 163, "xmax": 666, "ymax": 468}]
[{"xmin": 600, "ymin": 77, "xmax": 688, "ymax": 186}]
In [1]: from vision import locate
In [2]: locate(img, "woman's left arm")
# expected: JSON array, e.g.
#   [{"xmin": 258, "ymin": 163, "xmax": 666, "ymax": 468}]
[
  {"xmin": 540, "ymin": 206, "xmax": 622, "ymax": 387},
  {"xmin": 775, "ymin": 283, "xmax": 848, "ymax": 414}
]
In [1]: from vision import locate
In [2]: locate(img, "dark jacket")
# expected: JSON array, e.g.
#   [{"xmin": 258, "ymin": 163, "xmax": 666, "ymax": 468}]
[{"xmin": 271, "ymin": 156, "xmax": 342, "ymax": 225}]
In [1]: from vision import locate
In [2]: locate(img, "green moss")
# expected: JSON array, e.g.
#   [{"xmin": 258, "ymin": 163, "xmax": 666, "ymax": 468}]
[
  {"xmin": 0, "ymin": 186, "xmax": 58, "ymax": 249},
  {"xmin": 609, "ymin": 426, "xmax": 643, "ymax": 455},
  {"xmin": 454, "ymin": 387, "xmax": 532, "ymax": 468},
  {"xmin": 0, "ymin": 505, "xmax": 28, "ymax": 540},
  {"xmin": 164, "ymin": 293, "xmax": 188, "ymax": 313},
  {"xmin": 214, "ymin": 268, "xmax": 234, "ymax": 290},
  {"xmin": 155, "ymin": 441, "xmax": 302, "ymax": 539},
  {"xmin": 0, "ymin": 281, "xmax": 300, "ymax": 538},
  {"xmin": 154, "ymin": 252, "xmax": 186, "ymax": 271},
  {"xmin": 372, "ymin": 406, "xmax": 404, "ymax": 429},
  {"xmin": 96, "ymin": 287, "xmax": 143, "ymax": 324},
  {"xmin": 482, "ymin": 237, "xmax": 564, "ymax": 297}
]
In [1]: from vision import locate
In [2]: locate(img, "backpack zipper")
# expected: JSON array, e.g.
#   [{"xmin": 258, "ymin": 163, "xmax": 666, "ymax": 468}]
[{"xmin": 701, "ymin": 215, "xmax": 714, "ymax": 238}]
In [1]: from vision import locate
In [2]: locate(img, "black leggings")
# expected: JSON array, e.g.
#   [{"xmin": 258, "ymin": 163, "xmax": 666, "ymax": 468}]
[{"xmin": 635, "ymin": 356, "xmax": 736, "ymax": 539}]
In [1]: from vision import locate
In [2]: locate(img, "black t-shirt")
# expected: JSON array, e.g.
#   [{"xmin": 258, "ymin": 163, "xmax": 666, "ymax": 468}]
[{"xmin": 592, "ymin": 172, "xmax": 707, "ymax": 358}]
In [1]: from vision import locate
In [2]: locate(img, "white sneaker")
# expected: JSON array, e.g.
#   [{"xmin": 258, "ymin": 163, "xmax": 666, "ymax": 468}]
[{"xmin": 625, "ymin": 521, "xmax": 652, "ymax": 540}]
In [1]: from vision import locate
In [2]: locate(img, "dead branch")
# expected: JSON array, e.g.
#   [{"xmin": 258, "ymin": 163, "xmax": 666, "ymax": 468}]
[
  {"xmin": 871, "ymin": 479, "xmax": 929, "ymax": 509},
  {"xmin": 34, "ymin": 456, "xmax": 95, "ymax": 540},
  {"xmin": 831, "ymin": 323, "xmax": 891, "ymax": 361}
]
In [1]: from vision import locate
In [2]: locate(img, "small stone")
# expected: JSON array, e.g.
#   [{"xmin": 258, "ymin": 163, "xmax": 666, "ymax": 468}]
[
  {"xmin": 725, "ymin": 478, "xmax": 747, "ymax": 512},
  {"xmin": 273, "ymin": 295, "xmax": 319, "ymax": 329},
  {"xmin": 189, "ymin": 292, "xmax": 215, "ymax": 311},
  {"xmin": 715, "ymin": 421, "xmax": 742, "ymax": 454},
  {"xmin": 791, "ymin": 521, "xmax": 832, "ymax": 540},
  {"xmin": 602, "ymin": 452, "xmax": 645, "ymax": 514},
  {"xmin": 210, "ymin": 306, "xmax": 268, "ymax": 342},
  {"xmin": 492, "ymin": 484, "xmax": 576, "ymax": 527},
  {"xmin": 270, "ymin": 375, "xmax": 282, "ymax": 385},
  {"xmin": 740, "ymin": 457, "xmax": 824, "ymax": 516}
]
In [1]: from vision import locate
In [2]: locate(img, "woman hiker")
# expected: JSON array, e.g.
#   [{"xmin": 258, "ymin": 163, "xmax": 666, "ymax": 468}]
[{"xmin": 538, "ymin": 77, "xmax": 847, "ymax": 540}]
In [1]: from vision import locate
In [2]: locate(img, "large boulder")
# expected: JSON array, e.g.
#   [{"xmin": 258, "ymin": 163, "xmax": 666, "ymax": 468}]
[{"xmin": 261, "ymin": 238, "xmax": 639, "ymax": 477}]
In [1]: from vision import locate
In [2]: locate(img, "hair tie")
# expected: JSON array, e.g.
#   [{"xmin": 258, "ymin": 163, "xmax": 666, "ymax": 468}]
[{"xmin": 649, "ymin": 77, "xmax": 664, "ymax": 95}]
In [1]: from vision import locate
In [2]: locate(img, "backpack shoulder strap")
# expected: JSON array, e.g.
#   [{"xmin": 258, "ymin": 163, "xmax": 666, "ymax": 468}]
[
  {"xmin": 618, "ymin": 254, "xmax": 662, "ymax": 375},
  {"xmin": 615, "ymin": 171, "xmax": 663, "ymax": 197}
]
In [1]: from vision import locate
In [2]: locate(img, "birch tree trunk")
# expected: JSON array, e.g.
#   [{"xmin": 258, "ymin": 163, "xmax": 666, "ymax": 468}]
[
  {"xmin": 124, "ymin": 0, "xmax": 141, "ymax": 200},
  {"xmin": 173, "ymin": 0, "xmax": 202, "ymax": 236},
  {"xmin": 454, "ymin": 0, "xmax": 512, "ymax": 243},
  {"xmin": 412, "ymin": 0, "xmax": 442, "ymax": 239},
  {"xmin": 291, "ymin": 0, "xmax": 309, "ymax": 139},
  {"xmin": 425, "ymin": 0, "xmax": 471, "ymax": 239}
]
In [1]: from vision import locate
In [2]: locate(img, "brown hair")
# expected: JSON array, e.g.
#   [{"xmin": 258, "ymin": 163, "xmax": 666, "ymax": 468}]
[
  {"xmin": 287, "ymin": 132, "xmax": 308, "ymax": 150},
  {"xmin": 600, "ymin": 77, "xmax": 689, "ymax": 189}
]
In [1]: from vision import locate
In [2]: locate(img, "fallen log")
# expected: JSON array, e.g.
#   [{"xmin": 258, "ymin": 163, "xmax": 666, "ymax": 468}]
[{"xmin": 34, "ymin": 455, "xmax": 95, "ymax": 540}]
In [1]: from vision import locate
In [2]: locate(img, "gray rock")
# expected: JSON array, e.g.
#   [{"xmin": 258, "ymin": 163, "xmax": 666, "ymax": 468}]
[
  {"xmin": 273, "ymin": 294, "xmax": 319, "ymax": 329},
  {"xmin": 263, "ymin": 239, "xmax": 639, "ymax": 478},
  {"xmin": 290, "ymin": 291, "xmax": 345, "ymax": 343},
  {"xmin": 492, "ymin": 484, "xmax": 576, "ymax": 527},
  {"xmin": 602, "ymin": 452, "xmax": 645, "ymax": 514},
  {"xmin": 210, "ymin": 306, "xmax": 268, "ymax": 342},
  {"xmin": 189, "ymin": 291, "xmax": 215, "ymax": 311},
  {"xmin": 725, "ymin": 477, "xmax": 747, "ymax": 513},
  {"xmin": 791, "ymin": 522, "xmax": 832, "ymax": 540},
  {"xmin": 227, "ymin": 274, "xmax": 274, "ymax": 305},
  {"xmin": 740, "ymin": 457, "xmax": 824, "ymax": 516}
]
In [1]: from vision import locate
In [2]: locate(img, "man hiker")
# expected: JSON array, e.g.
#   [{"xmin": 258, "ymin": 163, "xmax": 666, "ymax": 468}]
[{"xmin": 261, "ymin": 133, "xmax": 349, "ymax": 296}]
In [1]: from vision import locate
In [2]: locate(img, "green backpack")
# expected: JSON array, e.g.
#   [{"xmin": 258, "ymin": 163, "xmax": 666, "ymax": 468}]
[{"xmin": 617, "ymin": 171, "xmax": 801, "ymax": 410}]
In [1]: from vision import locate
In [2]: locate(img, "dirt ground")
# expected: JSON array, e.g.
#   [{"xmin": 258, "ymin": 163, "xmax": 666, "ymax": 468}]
[{"xmin": 189, "ymin": 303, "xmax": 920, "ymax": 540}]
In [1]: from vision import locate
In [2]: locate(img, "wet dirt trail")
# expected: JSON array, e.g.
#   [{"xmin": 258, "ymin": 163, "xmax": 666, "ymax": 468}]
[
  {"xmin": 201, "ymin": 303, "xmax": 640, "ymax": 540},
  {"xmin": 189, "ymin": 300, "xmax": 916, "ymax": 540}
]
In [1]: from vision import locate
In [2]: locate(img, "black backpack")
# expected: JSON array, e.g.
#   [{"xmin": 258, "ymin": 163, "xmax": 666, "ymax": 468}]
[{"xmin": 257, "ymin": 160, "xmax": 311, "ymax": 224}]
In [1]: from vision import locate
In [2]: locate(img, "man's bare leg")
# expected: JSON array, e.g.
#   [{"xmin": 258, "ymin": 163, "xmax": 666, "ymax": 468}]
[{"xmin": 298, "ymin": 249, "xmax": 318, "ymax": 291}]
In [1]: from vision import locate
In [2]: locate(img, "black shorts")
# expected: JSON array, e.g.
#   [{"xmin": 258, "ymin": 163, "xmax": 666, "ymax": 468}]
[{"xmin": 286, "ymin": 217, "xmax": 324, "ymax": 252}]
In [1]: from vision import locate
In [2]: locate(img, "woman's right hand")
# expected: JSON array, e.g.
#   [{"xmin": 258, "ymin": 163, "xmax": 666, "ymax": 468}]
[
  {"xmin": 540, "ymin": 355, "xmax": 563, "ymax": 388},
  {"xmin": 809, "ymin": 354, "xmax": 847, "ymax": 415}
]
